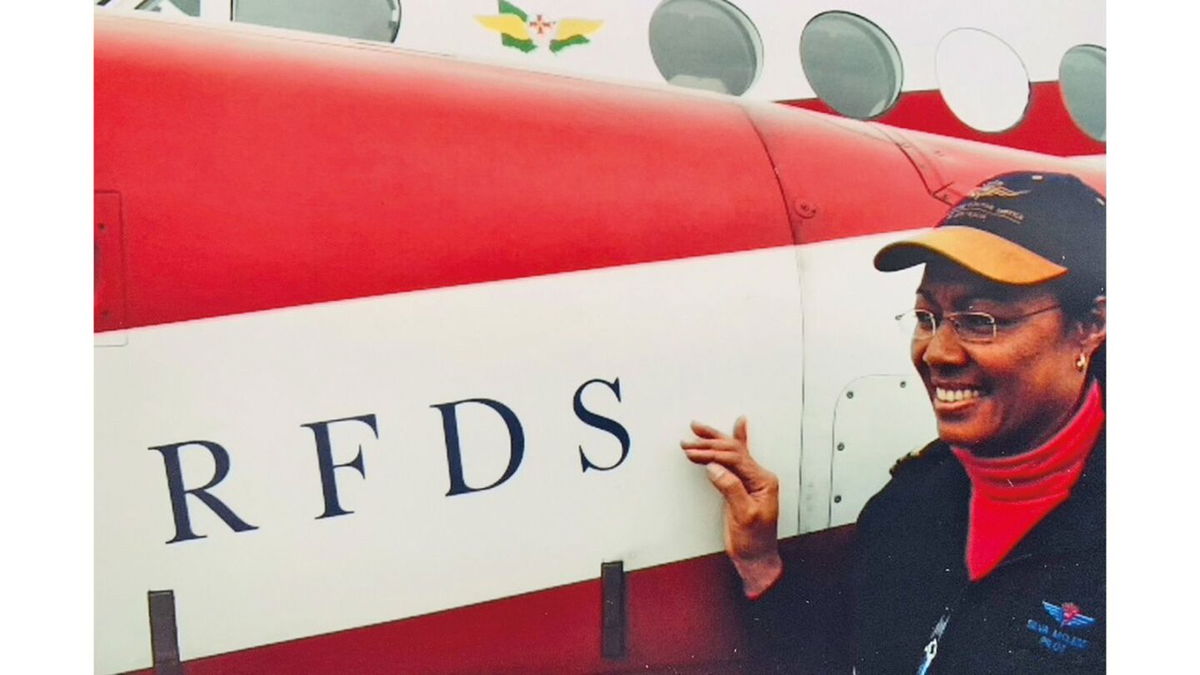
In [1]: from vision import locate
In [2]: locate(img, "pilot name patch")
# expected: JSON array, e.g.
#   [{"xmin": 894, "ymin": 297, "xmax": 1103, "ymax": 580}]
[{"xmin": 1025, "ymin": 601, "xmax": 1096, "ymax": 654}]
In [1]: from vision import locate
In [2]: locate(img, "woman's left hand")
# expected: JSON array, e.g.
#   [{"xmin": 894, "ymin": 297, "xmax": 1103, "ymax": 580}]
[{"xmin": 681, "ymin": 417, "xmax": 782, "ymax": 598}]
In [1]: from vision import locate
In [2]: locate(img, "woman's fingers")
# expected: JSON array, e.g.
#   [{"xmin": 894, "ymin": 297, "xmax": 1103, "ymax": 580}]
[
  {"xmin": 680, "ymin": 437, "xmax": 744, "ymax": 453},
  {"xmin": 704, "ymin": 463, "xmax": 753, "ymax": 512},
  {"xmin": 681, "ymin": 447, "xmax": 743, "ymax": 466},
  {"xmin": 689, "ymin": 420, "xmax": 728, "ymax": 440},
  {"xmin": 683, "ymin": 416, "xmax": 782, "ymax": 598},
  {"xmin": 682, "ymin": 442, "xmax": 775, "ymax": 495},
  {"xmin": 733, "ymin": 416, "xmax": 748, "ymax": 444}
]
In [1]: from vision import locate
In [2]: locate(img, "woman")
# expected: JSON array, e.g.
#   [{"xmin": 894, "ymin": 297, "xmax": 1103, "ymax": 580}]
[{"xmin": 682, "ymin": 171, "xmax": 1106, "ymax": 673}]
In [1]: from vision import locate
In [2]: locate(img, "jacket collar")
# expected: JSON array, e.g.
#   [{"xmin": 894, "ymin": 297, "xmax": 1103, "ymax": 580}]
[{"xmin": 1004, "ymin": 428, "xmax": 1106, "ymax": 561}]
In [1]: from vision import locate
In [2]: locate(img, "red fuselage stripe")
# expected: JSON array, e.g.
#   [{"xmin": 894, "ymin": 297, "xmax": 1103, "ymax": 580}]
[
  {"xmin": 119, "ymin": 527, "xmax": 855, "ymax": 674},
  {"xmin": 95, "ymin": 18, "xmax": 794, "ymax": 332},
  {"xmin": 95, "ymin": 17, "xmax": 1103, "ymax": 334},
  {"xmin": 785, "ymin": 82, "xmax": 1105, "ymax": 157}
]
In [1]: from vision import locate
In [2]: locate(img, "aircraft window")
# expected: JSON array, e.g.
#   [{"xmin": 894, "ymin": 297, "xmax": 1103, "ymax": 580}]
[
  {"xmin": 648, "ymin": 0, "xmax": 763, "ymax": 96},
  {"xmin": 799, "ymin": 12, "xmax": 903, "ymax": 120},
  {"xmin": 935, "ymin": 28, "xmax": 1030, "ymax": 133},
  {"xmin": 136, "ymin": 0, "xmax": 201, "ymax": 15},
  {"xmin": 1059, "ymin": 45, "xmax": 1106, "ymax": 142},
  {"xmin": 233, "ymin": 0, "xmax": 401, "ymax": 43}
]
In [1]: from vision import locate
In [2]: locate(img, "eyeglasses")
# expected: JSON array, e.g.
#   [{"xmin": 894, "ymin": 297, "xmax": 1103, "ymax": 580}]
[{"xmin": 895, "ymin": 304, "xmax": 1061, "ymax": 344}]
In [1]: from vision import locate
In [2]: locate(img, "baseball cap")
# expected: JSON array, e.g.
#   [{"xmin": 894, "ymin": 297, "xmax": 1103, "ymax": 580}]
[{"xmin": 873, "ymin": 172, "xmax": 1106, "ymax": 292}]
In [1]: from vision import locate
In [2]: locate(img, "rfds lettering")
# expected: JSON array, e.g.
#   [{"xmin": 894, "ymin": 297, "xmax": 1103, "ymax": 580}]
[{"xmin": 147, "ymin": 376, "xmax": 631, "ymax": 544}]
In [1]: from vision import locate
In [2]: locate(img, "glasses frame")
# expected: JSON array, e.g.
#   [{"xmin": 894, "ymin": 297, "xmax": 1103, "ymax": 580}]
[{"xmin": 896, "ymin": 304, "xmax": 1062, "ymax": 344}]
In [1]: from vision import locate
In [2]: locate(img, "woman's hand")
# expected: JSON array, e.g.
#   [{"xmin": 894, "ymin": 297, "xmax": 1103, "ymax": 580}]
[{"xmin": 681, "ymin": 417, "xmax": 782, "ymax": 598}]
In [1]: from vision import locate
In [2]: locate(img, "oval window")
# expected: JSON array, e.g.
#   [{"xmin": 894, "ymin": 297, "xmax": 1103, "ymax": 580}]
[
  {"xmin": 935, "ymin": 29, "xmax": 1030, "ymax": 133},
  {"xmin": 648, "ymin": 0, "xmax": 763, "ymax": 96},
  {"xmin": 234, "ymin": 0, "xmax": 401, "ymax": 43},
  {"xmin": 1059, "ymin": 45, "xmax": 1106, "ymax": 142},
  {"xmin": 136, "ymin": 0, "xmax": 200, "ymax": 15},
  {"xmin": 799, "ymin": 12, "xmax": 903, "ymax": 119}
]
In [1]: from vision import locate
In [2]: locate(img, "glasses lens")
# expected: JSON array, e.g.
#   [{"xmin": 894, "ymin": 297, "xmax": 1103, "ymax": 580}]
[
  {"xmin": 952, "ymin": 313, "xmax": 997, "ymax": 342},
  {"xmin": 897, "ymin": 310, "xmax": 936, "ymax": 339}
]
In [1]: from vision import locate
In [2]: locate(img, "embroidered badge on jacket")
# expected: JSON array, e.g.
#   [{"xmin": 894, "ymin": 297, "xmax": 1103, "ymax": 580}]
[{"xmin": 1025, "ymin": 601, "xmax": 1096, "ymax": 654}]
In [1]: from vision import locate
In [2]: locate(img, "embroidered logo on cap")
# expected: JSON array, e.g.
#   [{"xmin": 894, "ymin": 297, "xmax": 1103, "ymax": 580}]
[
  {"xmin": 968, "ymin": 180, "xmax": 1030, "ymax": 199},
  {"xmin": 946, "ymin": 200, "xmax": 1026, "ymax": 225}
]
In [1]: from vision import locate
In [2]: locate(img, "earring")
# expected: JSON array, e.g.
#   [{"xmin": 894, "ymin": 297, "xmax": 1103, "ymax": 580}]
[{"xmin": 1074, "ymin": 354, "xmax": 1088, "ymax": 372}]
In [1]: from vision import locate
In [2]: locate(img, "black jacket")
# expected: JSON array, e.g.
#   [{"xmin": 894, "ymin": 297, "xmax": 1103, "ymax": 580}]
[{"xmin": 753, "ymin": 433, "xmax": 1105, "ymax": 673}]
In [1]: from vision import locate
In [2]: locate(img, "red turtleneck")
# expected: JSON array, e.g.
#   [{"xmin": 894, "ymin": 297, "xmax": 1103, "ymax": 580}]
[{"xmin": 951, "ymin": 382, "xmax": 1104, "ymax": 581}]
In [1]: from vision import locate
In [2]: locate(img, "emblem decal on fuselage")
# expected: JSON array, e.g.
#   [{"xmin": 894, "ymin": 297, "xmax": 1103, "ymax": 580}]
[{"xmin": 476, "ymin": 1, "xmax": 605, "ymax": 53}]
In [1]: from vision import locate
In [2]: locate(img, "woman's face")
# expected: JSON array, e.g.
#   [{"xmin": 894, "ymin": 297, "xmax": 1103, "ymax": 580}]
[{"xmin": 910, "ymin": 261, "xmax": 1094, "ymax": 456}]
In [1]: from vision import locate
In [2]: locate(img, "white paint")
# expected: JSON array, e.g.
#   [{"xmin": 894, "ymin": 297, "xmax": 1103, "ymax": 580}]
[
  {"xmin": 94, "ymin": 330, "xmax": 127, "ymax": 348},
  {"xmin": 95, "ymin": 248, "xmax": 810, "ymax": 672},
  {"xmin": 403, "ymin": 0, "xmax": 1103, "ymax": 99},
  {"xmin": 95, "ymin": 227, "xmax": 955, "ymax": 671},
  {"xmin": 93, "ymin": 4, "xmax": 1106, "ymax": 667},
  {"xmin": 102, "ymin": 0, "xmax": 1106, "ymax": 103},
  {"xmin": 198, "ymin": 0, "xmax": 227, "ymax": 22},
  {"xmin": 790, "ymin": 231, "xmax": 935, "ymax": 533},
  {"xmin": 936, "ymin": 28, "xmax": 1031, "ymax": 132},
  {"xmin": 829, "ymin": 374, "xmax": 938, "ymax": 525}
]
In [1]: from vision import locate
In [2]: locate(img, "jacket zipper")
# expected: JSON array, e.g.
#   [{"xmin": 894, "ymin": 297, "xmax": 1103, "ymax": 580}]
[
  {"xmin": 915, "ymin": 610, "xmax": 950, "ymax": 675},
  {"xmin": 914, "ymin": 553, "xmax": 1036, "ymax": 674}
]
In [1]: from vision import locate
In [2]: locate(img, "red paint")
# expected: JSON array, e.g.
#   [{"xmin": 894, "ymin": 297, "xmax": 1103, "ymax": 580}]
[
  {"xmin": 119, "ymin": 554, "xmax": 743, "ymax": 674},
  {"xmin": 94, "ymin": 192, "xmax": 126, "ymax": 333},
  {"xmin": 96, "ymin": 14, "xmax": 1106, "ymax": 674},
  {"xmin": 741, "ymin": 104, "xmax": 1103, "ymax": 246},
  {"xmin": 785, "ymin": 82, "xmax": 1105, "ymax": 157},
  {"xmin": 96, "ymin": 15, "xmax": 1104, "ymax": 334},
  {"xmin": 96, "ymin": 16, "xmax": 790, "ymax": 333},
  {"xmin": 120, "ymin": 528, "xmax": 855, "ymax": 674}
]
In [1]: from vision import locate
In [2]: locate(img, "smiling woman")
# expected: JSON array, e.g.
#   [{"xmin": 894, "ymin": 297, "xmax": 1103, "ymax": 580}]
[
  {"xmin": 683, "ymin": 172, "xmax": 1107, "ymax": 673},
  {"xmin": 904, "ymin": 261, "xmax": 1102, "ymax": 456}
]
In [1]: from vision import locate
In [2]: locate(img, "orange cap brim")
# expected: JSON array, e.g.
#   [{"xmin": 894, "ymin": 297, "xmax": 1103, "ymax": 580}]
[{"xmin": 873, "ymin": 226, "xmax": 1068, "ymax": 285}]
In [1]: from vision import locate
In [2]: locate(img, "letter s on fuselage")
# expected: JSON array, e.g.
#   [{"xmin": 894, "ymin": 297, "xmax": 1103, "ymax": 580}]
[{"xmin": 94, "ymin": 12, "xmax": 1104, "ymax": 674}]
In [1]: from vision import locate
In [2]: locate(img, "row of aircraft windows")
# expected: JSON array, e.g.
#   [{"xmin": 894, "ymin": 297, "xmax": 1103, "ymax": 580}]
[
  {"xmin": 119, "ymin": 0, "xmax": 401, "ymax": 42},
  {"xmin": 104, "ymin": 0, "xmax": 1106, "ymax": 142}
]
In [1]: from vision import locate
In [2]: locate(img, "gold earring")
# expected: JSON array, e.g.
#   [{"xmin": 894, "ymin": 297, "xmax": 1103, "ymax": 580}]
[{"xmin": 1074, "ymin": 354, "xmax": 1088, "ymax": 372}]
